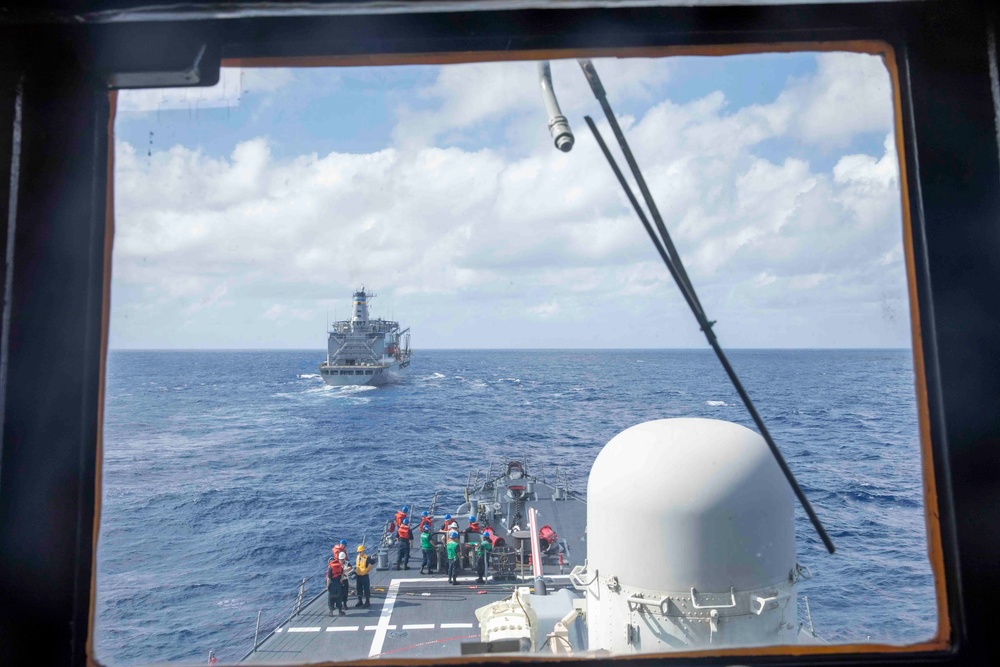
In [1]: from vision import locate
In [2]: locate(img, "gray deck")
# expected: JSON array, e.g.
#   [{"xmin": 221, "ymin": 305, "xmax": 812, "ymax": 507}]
[
  {"xmin": 244, "ymin": 465, "xmax": 586, "ymax": 662},
  {"xmin": 243, "ymin": 572, "xmax": 577, "ymax": 663}
]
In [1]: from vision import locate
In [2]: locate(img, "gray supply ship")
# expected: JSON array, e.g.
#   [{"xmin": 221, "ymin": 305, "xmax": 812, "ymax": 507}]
[
  {"xmin": 235, "ymin": 418, "xmax": 822, "ymax": 664},
  {"xmin": 319, "ymin": 288, "xmax": 411, "ymax": 387}
]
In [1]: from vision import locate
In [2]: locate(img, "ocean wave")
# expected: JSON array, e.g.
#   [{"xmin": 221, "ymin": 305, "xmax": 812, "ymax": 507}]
[
  {"xmin": 706, "ymin": 400, "xmax": 728, "ymax": 407},
  {"xmin": 297, "ymin": 373, "xmax": 320, "ymax": 379},
  {"xmin": 303, "ymin": 384, "xmax": 377, "ymax": 395}
]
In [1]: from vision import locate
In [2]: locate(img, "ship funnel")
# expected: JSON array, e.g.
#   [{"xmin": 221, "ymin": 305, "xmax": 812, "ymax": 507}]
[
  {"xmin": 352, "ymin": 289, "xmax": 371, "ymax": 323},
  {"xmin": 582, "ymin": 418, "xmax": 802, "ymax": 652},
  {"xmin": 538, "ymin": 61, "xmax": 574, "ymax": 152}
]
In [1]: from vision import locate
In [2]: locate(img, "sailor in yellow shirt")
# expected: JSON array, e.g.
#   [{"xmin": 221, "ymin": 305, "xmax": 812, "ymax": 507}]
[{"xmin": 354, "ymin": 545, "xmax": 373, "ymax": 608}]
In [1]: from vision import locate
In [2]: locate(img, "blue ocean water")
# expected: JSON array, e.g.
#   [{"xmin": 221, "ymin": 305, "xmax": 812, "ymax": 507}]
[{"xmin": 95, "ymin": 349, "xmax": 935, "ymax": 665}]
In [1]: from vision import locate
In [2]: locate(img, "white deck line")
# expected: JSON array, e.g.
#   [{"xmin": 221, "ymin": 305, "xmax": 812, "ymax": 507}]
[
  {"xmin": 401, "ymin": 624, "xmax": 435, "ymax": 630},
  {"xmin": 368, "ymin": 579, "xmax": 401, "ymax": 658},
  {"xmin": 288, "ymin": 627, "xmax": 321, "ymax": 633},
  {"xmin": 366, "ymin": 625, "xmax": 397, "ymax": 631},
  {"xmin": 326, "ymin": 626, "xmax": 360, "ymax": 632},
  {"xmin": 440, "ymin": 623, "xmax": 474, "ymax": 629}
]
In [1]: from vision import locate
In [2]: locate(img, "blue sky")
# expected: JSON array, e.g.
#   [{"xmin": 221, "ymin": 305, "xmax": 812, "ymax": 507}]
[{"xmin": 112, "ymin": 51, "xmax": 906, "ymax": 349}]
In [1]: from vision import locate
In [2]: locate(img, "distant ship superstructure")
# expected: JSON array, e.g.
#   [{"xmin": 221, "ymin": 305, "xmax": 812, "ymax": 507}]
[{"xmin": 319, "ymin": 288, "xmax": 411, "ymax": 386}]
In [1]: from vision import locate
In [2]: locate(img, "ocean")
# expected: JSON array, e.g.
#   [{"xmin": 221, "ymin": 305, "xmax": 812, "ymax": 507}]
[{"xmin": 95, "ymin": 348, "xmax": 935, "ymax": 664}]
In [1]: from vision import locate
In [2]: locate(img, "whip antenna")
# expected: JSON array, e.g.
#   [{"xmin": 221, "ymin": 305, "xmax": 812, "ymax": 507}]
[{"xmin": 555, "ymin": 59, "xmax": 835, "ymax": 554}]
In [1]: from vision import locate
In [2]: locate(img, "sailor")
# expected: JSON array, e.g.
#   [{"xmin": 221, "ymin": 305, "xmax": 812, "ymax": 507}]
[
  {"xmin": 354, "ymin": 545, "xmax": 372, "ymax": 608},
  {"xmin": 332, "ymin": 539, "xmax": 348, "ymax": 562},
  {"xmin": 395, "ymin": 518, "xmax": 412, "ymax": 570},
  {"xmin": 392, "ymin": 506, "xmax": 409, "ymax": 532},
  {"xmin": 338, "ymin": 550, "xmax": 353, "ymax": 610},
  {"xmin": 447, "ymin": 531, "xmax": 461, "ymax": 585},
  {"xmin": 208, "ymin": 651, "xmax": 218, "ymax": 665},
  {"xmin": 326, "ymin": 556, "xmax": 345, "ymax": 615},
  {"xmin": 438, "ymin": 513, "xmax": 453, "ymax": 532},
  {"xmin": 480, "ymin": 528, "xmax": 494, "ymax": 566},
  {"xmin": 417, "ymin": 510, "xmax": 433, "ymax": 532},
  {"xmin": 466, "ymin": 515, "xmax": 481, "ymax": 533},
  {"xmin": 475, "ymin": 534, "xmax": 492, "ymax": 584},
  {"xmin": 419, "ymin": 524, "xmax": 434, "ymax": 574},
  {"xmin": 539, "ymin": 525, "xmax": 560, "ymax": 555}
]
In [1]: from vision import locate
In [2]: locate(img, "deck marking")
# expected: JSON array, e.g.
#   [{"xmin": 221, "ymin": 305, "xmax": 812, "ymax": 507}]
[
  {"xmin": 366, "ymin": 624, "xmax": 396, "ymax": 631},
  {"xmin": 274, "ymin": 628, "xmax": 282, "ymax": 633},
  {"xmin": 440, "ymin": 623, "xmax": 474, "ymax": 629},
  {"xmin": 368, "ymin": 579, "xmax": 401, "ymax": 658},
  {"xmin": 402, "ymin": 624, "xmax": 435, "ymax": 630},
  {"xmin": 370, "ymin": 634, "xmax": 479, "ymax": 658},
  {"xmin": 288, "ymin": 627, "xmax": 321, "ymax": 633},
  {"xmin": 326, "ymin": 626, "xmax": 360, "ymax": 632}
]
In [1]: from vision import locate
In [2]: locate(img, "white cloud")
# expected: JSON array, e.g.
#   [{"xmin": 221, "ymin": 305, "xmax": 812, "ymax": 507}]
[
  {"xmin": 111, "ymin": 53, "xmax": 909, "ymax": 349},
  {"xmin": 776, "ymin": 52, "xmax": 893, "ymax": 147},
  {"xmin": 528, "ymin": 301, "xmax": 561, "ymax": 318},
  {"xmin": 392, "ymin": 57, "xmax": 671, "ymax": 150}
]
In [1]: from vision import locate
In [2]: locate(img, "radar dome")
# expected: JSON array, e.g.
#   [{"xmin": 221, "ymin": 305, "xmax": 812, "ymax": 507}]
[{"xmin": 587, "ymin": 418, "xmax": 795, "ymax": 593}]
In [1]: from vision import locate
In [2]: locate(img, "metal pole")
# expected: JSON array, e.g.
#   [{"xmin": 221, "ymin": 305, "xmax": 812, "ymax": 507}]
[
  {"xmin": 579, "ymin": 87, "xmax": 835, "ymax": 555},
  {"xmin": 528, "ymin": 508, "xmax": 546, "ymax": 595},
  {"xmin": 538, "ymin": 61, "xmax": 575, "ymax": 151},
  {"xmin": 295, "ymin": 578, "xmax": 305, "ymax": 616},
  {"xmin": 253, "ymin": 610, "xmax": 262, "ymax": 652},
  {"xmin": 578, "ymin": 59, "xmax": 704, "ymax": 317}
]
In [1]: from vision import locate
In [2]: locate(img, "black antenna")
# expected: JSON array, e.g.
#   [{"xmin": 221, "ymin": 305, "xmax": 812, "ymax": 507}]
[{"xmin": 577, "ymin": 59, "xmax": 834, "ymax": 555}]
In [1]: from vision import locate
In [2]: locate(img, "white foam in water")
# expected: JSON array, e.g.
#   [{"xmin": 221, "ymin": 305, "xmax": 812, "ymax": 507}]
[
  {"xmin": 432, "ymin": 372, "xmax": 445, "ymax": 379},
  {"xmin": 298, "ymin": 373, "xmax": 320, "ymax": 379},
  {"xmin": 338, "ymin": 385, "xmax": 377, "ymax": 393},
  {"xmin": 303, "ymin": 384, "xmax": 376, "ymax": 394},
  {"xmin": 706, "ymin": 400, "xmax": 728, "ymax": 407}
]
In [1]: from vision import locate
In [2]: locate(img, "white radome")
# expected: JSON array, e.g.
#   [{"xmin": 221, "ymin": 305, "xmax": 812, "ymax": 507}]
[{"xmin": 584, "ymin": 418, "xmax": 800, "ymax": 652}]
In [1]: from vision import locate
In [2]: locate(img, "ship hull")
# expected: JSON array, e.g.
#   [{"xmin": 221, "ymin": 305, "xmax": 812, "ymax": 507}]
[{"xmin": 319, "ymin": 358, "xmax": 411, "ymax": 387}]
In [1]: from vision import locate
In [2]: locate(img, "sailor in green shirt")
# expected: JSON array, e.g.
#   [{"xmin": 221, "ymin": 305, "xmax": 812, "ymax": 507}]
[
  {"xmin": 419, "ymin": 526, "xmax": 434, "ymax": 574},
  {"xmin": 446, "ymin": 531, "xmax": 461, "ymax": 585},
  {"xmin": 475, "ymin": 536, "xmax": 492, "ymax": 583}
]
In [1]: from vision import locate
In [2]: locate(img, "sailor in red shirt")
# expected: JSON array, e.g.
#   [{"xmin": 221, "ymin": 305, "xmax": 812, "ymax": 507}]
[
  {"xmin": 417, "ymin": 510, "xmax": 433, "ymax": 532},
  {"xmin": 439, "ymin": 513, "xmax": 458, "ymax": 533},
  {"xmin": 539, "ymin": 525, "xmax": 559, "ymax": 554},
  {"xmin": 466, "ymin": 515, "xmax": 481, "ymax": 533},
  {"xmin": 391, "ymin": 506, "xmax": 409, "ymax": 533},
  {"xmin": 326, "ymin": 557, "xmax": 345, "ymax": 615}
]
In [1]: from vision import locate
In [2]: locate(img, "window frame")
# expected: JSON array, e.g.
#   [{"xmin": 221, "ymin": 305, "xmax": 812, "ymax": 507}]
[{"xmin": 4, "ymin": 2, "xmax": 997, "ymax": 666}]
